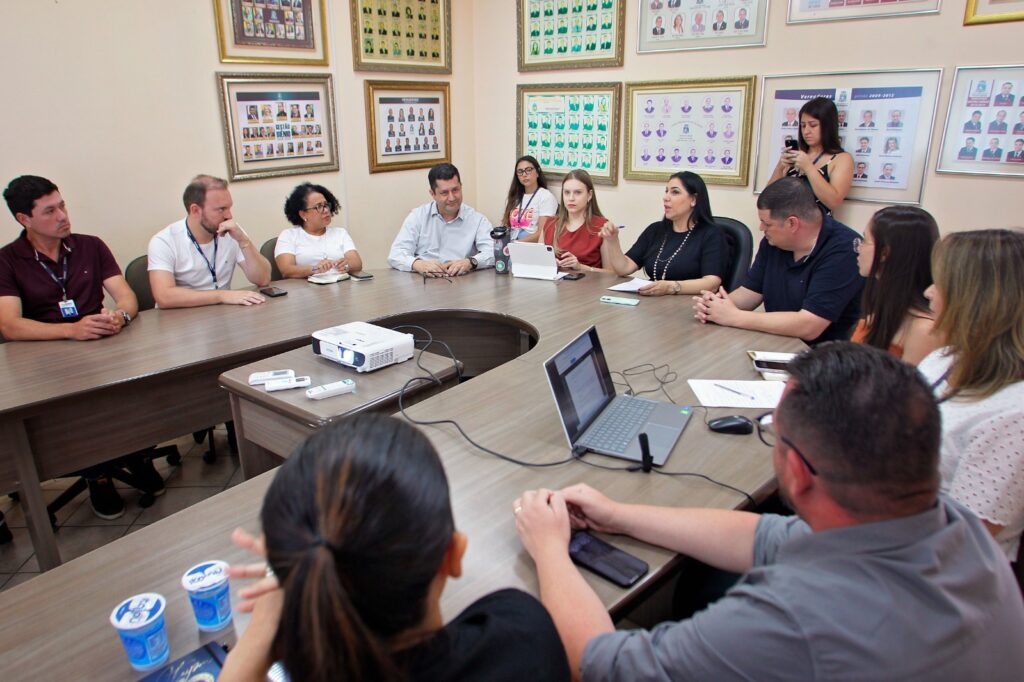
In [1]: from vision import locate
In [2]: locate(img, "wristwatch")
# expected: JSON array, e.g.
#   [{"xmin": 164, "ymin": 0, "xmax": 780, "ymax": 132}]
[
  {"xmin": 469, "ymin": 257, "xmax": 478, "ymax": 270},
  {"xmin": 119, "ymin": 310, "xmax": 132, "ymax": 326}
]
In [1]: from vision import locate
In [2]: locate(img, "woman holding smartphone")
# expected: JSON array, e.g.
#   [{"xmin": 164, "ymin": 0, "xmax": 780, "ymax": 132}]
[
  {"xmin": 274, "ymin": 182, "xmax": 363, "ymax": 278},
  {"xmin": 519, "ymin": 169, "xmax": 614, "ymax": 272},
  {"xmin": 851, "ymin": 206, "xmax": 942, "ymax": 364},
  {"xmin": 918, "ymin": 229, "xmax": 1024, "ymax": 565},
  {"xmin": 501, "ymin": 155, "xmax": 558, "ymax": 239},
  {"xmin": 768, "ymin": 97, "xmax": 853, "ymax": 214},
  {"xmin": 599, "ymin": 171, "xmax": 725, "ymax": 296},
  {"xmin": 221, "ymin": 415, "xmax": 570, "ymax": 682}
]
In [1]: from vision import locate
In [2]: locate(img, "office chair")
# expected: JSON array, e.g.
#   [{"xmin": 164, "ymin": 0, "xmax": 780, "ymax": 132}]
[
  {"xmin": 126, "ymin": 255, "xmax": 224, "ymax": 464},
  {"xmin": 260, "ymin": 237, "xmax": 283, "ymax": 281},
  {"xmin": 714, "ymin": 217, "xmax": 753, "ymax": 293}
]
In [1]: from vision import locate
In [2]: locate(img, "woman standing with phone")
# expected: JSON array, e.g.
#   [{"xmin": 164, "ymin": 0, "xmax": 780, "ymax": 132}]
[{"xmin": 768, "ymin": 97, "xmax": 853, "ymax": 215}]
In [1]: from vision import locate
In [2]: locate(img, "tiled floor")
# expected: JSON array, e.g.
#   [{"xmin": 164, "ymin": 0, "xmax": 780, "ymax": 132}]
[{"xmin": 0, "ymin": 426, "xmax": 241, "ymax": 592}]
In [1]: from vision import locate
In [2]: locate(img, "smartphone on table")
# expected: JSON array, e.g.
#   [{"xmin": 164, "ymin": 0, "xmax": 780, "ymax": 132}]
[
  {"xmin": 349, "ymin": 272, "xmax": 374, "ymax": 281},
  {"xmin": 568, "ymin": 530, "xmax": 648, "ymax": 587},
  {"xmin": 259, "ymin": 286, "xmax": 287, "ymax": 297}
]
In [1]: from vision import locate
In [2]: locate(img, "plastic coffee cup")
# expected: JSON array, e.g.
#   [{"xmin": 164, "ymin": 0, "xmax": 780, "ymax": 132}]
[
  {"xmin": 181, "ymin": 560, "xmax": 233, "ymax": 632},
  {"xmin": 110, "ymin": 592, "xmax": 170, "ymax": 672}
]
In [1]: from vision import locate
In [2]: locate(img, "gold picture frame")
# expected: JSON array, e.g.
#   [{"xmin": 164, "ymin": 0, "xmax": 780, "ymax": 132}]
[
  {"xmin": 517, "ymin": 82, "xmax": 622, "ymax": 185},
  {"xmin": 365, "ymin": 80, "xmax": 451, "ymax": 173},
  {"xmin": 350, "ymin": 0, "xmax": 452, "ymax": 74},
  {"xmin": 217, "ymin": 72, "xmax": 339, "ymax": 181},
  {"xmin": 213, "ymin": 0, "xmax": 329, "ymax": 66},
  {"xmin": 517, "ymin": 0, "xmax": 625, "ymax": 72},
  {"xmin": 624, "ymin": 77, "xmax": 756, "ymax": 186},
  {"xmin": 965, "ymin": 0, "xmax": 1024, "ymax": 25}
]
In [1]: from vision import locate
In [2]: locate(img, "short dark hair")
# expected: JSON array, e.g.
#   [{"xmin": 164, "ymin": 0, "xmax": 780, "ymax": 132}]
[
  {"xmin": 777, "ymin": 342, "xmax": 940, "ymax": 517},
  {"xmin": 182, "ymin": 174, "xmax": 228, "ymax": 211},
  {"xmin": 283, "ymin": 183, "xmax": 341, "ymax": 227},
  {"xmin": 427, "ymin": 163, "xmax": 460, "ymax": 191},
  {"xmin": 756, "ymin": 177, "xmax": 820, "ymax": 223},
  {"xmin": 4, "ymin": 175, "xmax": 59, "ymax": 218}
]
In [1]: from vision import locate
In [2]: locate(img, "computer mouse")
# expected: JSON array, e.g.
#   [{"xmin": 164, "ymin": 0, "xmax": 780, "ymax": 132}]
[{"xmin": 708, "ymin": 415, "xmax": 754, "ymax": 435}]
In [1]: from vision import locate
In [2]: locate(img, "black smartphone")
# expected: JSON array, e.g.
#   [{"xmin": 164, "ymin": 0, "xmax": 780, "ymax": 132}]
[
  {"xmin": 568, "ymin": 530, "xmax": 648, "ymax": 587},
  {"xmin": 563, "ymin": 272, "xmax": 586, "ymax": 281},
  {"xmin": 784, "ymin": 139, "xmax": 799, "ymax": 151},
  {"xmin": 259, "ymin": 286, "xmax": 288, "ymax": 297},
  {"xmin": 349, "ymin": 272, "xmax": 374, "ymax": 281},
  {"xmin": 753, "ymin": 359, "xmax": 790, "ymax": 372}
]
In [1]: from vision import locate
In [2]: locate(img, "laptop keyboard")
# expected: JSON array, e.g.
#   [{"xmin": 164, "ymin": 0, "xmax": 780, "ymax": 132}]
[{"xmin": 580, "ymin": 396, "xmax": 655, "ymax": 454}]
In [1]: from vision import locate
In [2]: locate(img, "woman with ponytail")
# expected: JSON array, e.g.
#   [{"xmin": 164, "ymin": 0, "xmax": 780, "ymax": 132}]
[{"xmin": 221, "ymin": 414, "xmax": 570, "ymax": 682}]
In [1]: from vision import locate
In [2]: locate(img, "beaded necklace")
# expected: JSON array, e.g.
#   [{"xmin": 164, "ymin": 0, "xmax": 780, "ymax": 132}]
[{"xmin": 651, "ymin": 224, "xmax": 694, "ymax": 281}]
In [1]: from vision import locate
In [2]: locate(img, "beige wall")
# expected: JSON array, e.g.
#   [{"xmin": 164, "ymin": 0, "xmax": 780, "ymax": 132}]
[{"xmin": 1, "ymin": 1, "xmax": 1020, "ymax": 279}]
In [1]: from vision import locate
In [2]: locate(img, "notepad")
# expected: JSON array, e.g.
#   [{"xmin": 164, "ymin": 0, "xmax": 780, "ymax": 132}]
[
  {"xmin": 607, "ymin": 278, "xmax": 648, "ymax": 293},
  {"xmin": 687, "ymin": 380, "xmax": 786, "ymax": 408}
]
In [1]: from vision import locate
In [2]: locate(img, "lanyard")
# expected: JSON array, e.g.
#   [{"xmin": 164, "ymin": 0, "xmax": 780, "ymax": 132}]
[
  {"xmin": 519, "ymin": 191, "xmax": 537, "ymax": 216},
  {"xmin": 185, "ymin": 222, "xmax": 220, "ymax": 289},
  {"xmin": 35, "ymin": 242, "xmax": 71, "ymax": 301}
]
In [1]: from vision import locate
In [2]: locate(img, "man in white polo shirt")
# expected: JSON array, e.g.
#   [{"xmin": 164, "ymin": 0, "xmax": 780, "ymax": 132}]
[{"xmin": 148, "ymin": 174, "xmax": 271, "ymax": 308}]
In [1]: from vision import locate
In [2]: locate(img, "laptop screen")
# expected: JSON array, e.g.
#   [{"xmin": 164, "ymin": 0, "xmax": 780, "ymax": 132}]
[{"xmin": 544, "ymin": 326, "xmax": 616, "ymax": 447}]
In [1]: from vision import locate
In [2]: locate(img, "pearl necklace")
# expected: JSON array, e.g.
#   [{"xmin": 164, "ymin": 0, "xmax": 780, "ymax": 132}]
[{"xmin": 651, "ymin": 225, "xmax": 693, "ymax": 281}]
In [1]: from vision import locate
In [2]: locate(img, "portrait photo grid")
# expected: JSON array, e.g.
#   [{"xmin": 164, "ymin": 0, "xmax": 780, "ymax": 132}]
[
  {"xmin": 523, "ymin": 0, "xmax": 618, "ymax": 63},
  {"xmin": 237, "ymin": 92, "xmax": 326, "ymax": 163},
  {"xmin": 234, "ymin": 0, "xmax": 313, "ymax": 48},
  {"xmin": 644, "ymin": 0, "xmax": 757, "ymax": 43},
  {"xmin": 523, "ymin": 92, "xmax": 614, "ymax": 177},
  {"xmin": 631, "ymin": 89, "xmax": 743, "ymax": 174},
  {"xmin": 947, "ymin": 77, "xmax": 1024, "ymax": 169},
  {"xmin": 357, "ymin": 0, "xmax": 445, "ymax": 66},
  {"xmin": 770, "ymin": 86, "xmax": 925, "ymax": 190},
  {"xmin": 378, "ymin": 97, "xmax": 443, "ymax": 156}
]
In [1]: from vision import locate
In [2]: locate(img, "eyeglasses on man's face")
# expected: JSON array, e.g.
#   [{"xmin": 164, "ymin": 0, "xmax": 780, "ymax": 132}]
[{"xmin": 756, "ymin": 413, "xmax": 818, "ymax": 476}]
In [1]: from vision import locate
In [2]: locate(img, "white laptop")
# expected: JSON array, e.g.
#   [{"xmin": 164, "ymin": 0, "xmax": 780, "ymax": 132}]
[{"xmin": 508, "ymin": 242, "xmax": 566, "ymax": 281}]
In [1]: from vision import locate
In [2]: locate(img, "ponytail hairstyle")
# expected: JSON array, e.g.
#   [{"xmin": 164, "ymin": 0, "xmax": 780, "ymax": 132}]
[
  {"xmin": 859, "ymin": 206, "xmax": 939, "ymax": 351},
  {"xmin": 552, "ymin": 168, "xmax": 604, "ymax": 252},
  {"xmin": 262, "ymin": 414, "xmax": 455, "ymax": 682},
  {"xmin": 931, "ymin": 229, "xmax": 1024, "ymax": 399},
  {"xmin": 501, "ymin": 155, "xmax": 548, "ymax": 228}
]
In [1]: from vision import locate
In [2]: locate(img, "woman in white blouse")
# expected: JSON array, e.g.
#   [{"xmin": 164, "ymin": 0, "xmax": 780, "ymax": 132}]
[
  {"xmin": 500, "ymin": 155, "xmax": 558, "ymax": 240},
  {"xmin": 275, "ymin": 183, "xmax": 362, "ymax": 278},
  {"xmin": 919, "ymin": 229, "xmax": 1024, "ymax": 563}
]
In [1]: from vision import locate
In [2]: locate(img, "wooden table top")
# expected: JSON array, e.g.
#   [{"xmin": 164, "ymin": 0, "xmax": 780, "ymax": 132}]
[{"xmin": 0, "ymin": 269, "xmax": 805, "ymax": 679}]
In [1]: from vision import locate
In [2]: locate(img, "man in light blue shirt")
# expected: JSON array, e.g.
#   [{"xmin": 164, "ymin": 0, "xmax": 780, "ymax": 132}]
[
  {"xmin": 515, "ymin": 343, "xmax": 1024, "ymax": 681},
  {"xmin": 387, "ymin": 163, "xmax": 494, "ymax": 276}
]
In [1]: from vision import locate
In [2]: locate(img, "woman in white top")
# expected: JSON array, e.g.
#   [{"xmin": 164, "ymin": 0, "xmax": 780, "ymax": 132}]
[
  {"xmin": 918, "ymin": 229, "xmax": 1024, "ymax": 563},
  {"xmin": 275, "ymin": 183, "xmax": 362, "ymax": 278},
  {"xmin": 501, "ymin": 155, "xmax": 558, "ymax": 239}
]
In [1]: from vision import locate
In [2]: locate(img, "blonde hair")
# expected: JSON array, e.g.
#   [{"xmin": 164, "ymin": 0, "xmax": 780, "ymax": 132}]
[
  {"xmin": 932, "ymin": 229, "xmax": 1024, "ymax": 398},
  {"xmin": 551, "ymin": 169, "xmax": 604, "ymax": 252}
]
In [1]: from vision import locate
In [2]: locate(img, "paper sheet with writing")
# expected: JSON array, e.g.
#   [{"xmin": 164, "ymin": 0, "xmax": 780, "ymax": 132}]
[
  {"xmin": 607, "ymin": 278, "xmax": 648, "ymax": 293},
  {"xmin": 687, "ymin": 380, "xmax": 786, "ymax": 408}
]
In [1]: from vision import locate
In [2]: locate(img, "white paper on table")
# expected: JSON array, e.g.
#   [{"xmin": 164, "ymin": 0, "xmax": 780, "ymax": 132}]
[
  {"xmin": 687, "ymin": 380, "xmax": 786, "ymax": 408},
  {"xmin": 607, "ymin": 278, "xmax": 648, "ymax": 293}
]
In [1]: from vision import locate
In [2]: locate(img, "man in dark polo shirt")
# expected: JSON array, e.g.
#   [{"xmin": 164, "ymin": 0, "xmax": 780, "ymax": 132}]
[
  {"xmin": 693, "ymin": 178, "xmax": 863, "ymax": 344},
  {"xmin": 0, "ymin": 175, "xmax": 159, "ymax": 522}
]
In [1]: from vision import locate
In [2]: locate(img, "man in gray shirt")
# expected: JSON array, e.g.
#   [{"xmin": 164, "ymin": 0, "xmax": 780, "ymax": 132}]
[
  {"xmin": 387, "ymin": 162, "xmax": 494, "ymax": 277},
  {"xmin": 514, "ymin": 343, "xmax": 1024, "ymax": 681}
]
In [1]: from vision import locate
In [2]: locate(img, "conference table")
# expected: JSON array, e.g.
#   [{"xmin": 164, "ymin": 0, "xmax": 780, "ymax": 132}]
[{"xmin": 0, "ymin": 269, "xmax": 805, "ymax": 679}]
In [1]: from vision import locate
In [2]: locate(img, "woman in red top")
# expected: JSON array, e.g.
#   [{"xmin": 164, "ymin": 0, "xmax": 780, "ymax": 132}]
[{"xmin": 519, "ymin": 169, "xmax": 614, "ymax": 272}]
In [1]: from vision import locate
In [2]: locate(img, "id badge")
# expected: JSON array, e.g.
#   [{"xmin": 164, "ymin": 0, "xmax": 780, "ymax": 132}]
[{"xmin": 59, "ymin": 299, "xmax": 79, "ymax": 318}]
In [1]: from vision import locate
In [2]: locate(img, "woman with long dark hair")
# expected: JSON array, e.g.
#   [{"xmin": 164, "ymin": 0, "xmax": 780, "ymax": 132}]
[
  {"xmin": 768, "ymin": 97, "xmax": 853, "ymax": 214},
  {"xmin": 600, "ymin": 171, "xmax": 725, "ymax": 296},
  {"xmin": 221, "ymin": 415, "xmax": 569, "ymax": 682},
  {"xmin": 851, "ymin": 205, "xmax": 941, "ymax": 364},
  {"xmin": 918, "ymin": 229, "xmax": 1024, "ymax": 564},
  {"xmin": 519, "ymin": 168, "xmax": 614, "ymax": 272},
  {"xmin": 500, "ymin": 155, "xmax": 557, "ymax": 239}
]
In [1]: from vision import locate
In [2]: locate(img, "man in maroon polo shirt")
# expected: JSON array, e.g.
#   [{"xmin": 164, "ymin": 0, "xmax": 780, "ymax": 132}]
[{"xmin": 0, "ymin": 175, "xmax": 160, "ymax": 524}]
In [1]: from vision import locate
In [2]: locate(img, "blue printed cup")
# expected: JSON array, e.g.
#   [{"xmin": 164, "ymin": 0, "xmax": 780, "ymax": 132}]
[
  {"xmin": 181, "ymin": 560, "xmax": 233, "ymax": 632},
  {"xmin": 109, "ymin": 592, "xmax": 170, "ymax": 672}
]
